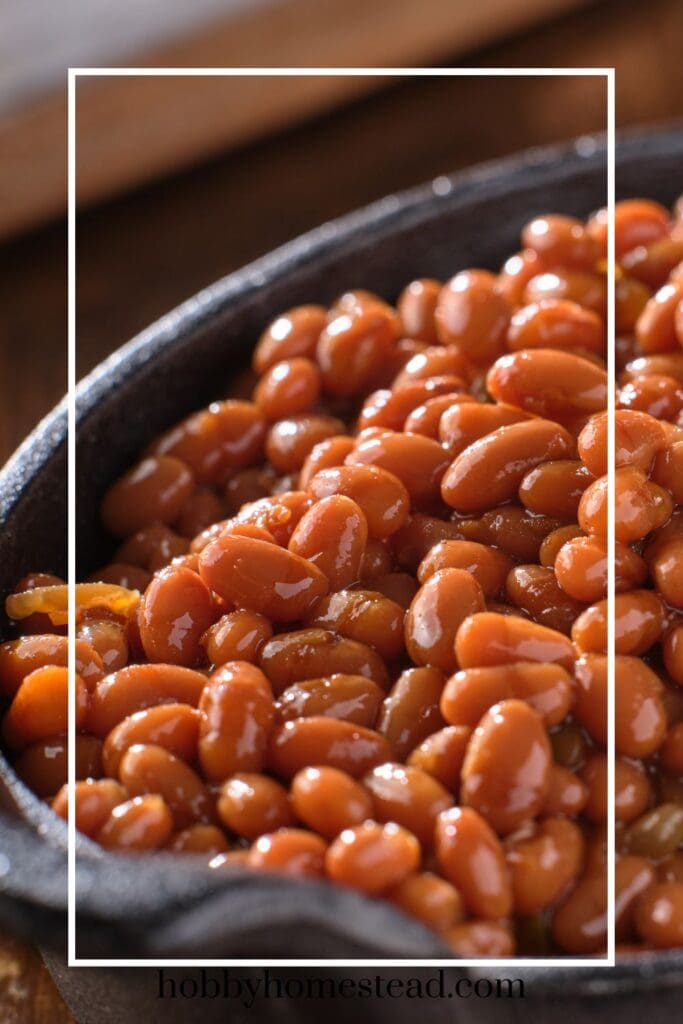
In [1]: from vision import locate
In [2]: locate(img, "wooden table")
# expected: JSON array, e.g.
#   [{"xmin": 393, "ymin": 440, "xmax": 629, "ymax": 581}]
[{"xmin": 0, "ymin": 0, "xmax": 681, "ymax": 1019}]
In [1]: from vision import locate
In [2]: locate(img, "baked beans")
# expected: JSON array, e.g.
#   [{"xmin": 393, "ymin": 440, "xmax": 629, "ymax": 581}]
[{"xmin": 18, "ymin": 199, "xmax": 683, "ymax": 957}]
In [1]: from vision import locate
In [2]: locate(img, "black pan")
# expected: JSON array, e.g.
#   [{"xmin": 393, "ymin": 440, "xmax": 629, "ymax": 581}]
[{"xmin": 1, "ymin": 127, "xmax": 682, "ymax": 1022}]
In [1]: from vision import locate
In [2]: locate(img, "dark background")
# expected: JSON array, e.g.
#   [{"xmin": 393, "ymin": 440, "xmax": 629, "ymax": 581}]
[
  {"xmin": 1, "ymin": 0, "xmax": 682, "ymax": 471},
  {"xmin": 0, "ymin": 0, "xmax": 682, "ymax": 1019}
]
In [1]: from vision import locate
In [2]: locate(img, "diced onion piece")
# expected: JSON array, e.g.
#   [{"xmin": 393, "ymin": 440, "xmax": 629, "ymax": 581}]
[{"xmin": 5, "ymin": 583, "xmax": 140, "ymax": 625}]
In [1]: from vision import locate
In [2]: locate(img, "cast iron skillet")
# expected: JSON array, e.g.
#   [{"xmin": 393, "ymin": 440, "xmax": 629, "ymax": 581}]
[{"xmin": 1, "ymin": 128, "xmax": 683, "ymax": 1022}]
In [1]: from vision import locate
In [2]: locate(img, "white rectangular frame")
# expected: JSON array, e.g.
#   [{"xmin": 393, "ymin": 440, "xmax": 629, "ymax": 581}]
[{"xmin": 67, "ymin": 65, "xmax": 616, "ymax": 969}]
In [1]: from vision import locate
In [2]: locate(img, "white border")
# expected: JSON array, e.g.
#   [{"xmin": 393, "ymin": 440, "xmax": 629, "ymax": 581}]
[{"xmin": 67, "ymin": 66, "xmax": 616, "ymax": 969}]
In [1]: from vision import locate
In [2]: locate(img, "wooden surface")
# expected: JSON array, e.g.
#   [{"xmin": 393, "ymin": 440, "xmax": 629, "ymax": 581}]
[
  {"xmin": 0, "ymin": 938, "xmax": 74, "ymax": 1024},
  {"xmin": 0, "ymin": 0, "xmax": 589, "ymax": 239},
  {"xmin": 0, "ymin": 1, "xmax": 682, "ymax": 1020}
]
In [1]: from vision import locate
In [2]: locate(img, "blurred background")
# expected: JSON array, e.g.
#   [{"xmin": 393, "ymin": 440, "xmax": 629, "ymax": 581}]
[{"xmin": 0, "ymin": 0, "xmax": 682, "ymax": 1019}]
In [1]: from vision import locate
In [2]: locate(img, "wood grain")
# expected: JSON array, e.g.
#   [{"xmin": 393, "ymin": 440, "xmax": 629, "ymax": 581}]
[
  {"xmin": 0, "ymin": 938, "xmax": 74, "ymax": 1024},
  {"xmin": 0, "ymin": 0, "xmax": 590, "ymax": 239}
]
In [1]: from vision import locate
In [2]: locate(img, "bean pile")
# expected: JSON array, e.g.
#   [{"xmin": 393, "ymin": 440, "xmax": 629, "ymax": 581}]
[{"xmin": 1, "ymin": 199, "xmax": 682, "ymax": 957}]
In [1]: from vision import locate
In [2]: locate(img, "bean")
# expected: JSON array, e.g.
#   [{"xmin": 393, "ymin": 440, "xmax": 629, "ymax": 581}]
[
  {"xmin": 522, "ymin": 214, "xmax": 599, "ymax": 270},
  {"xmin": 325, "ymin": 821, "xmax": 421, "ymax": 895},
  {"xmin": 347, "ymin": 430, "xmax": 450, "ymax": 507},
  {"xmin": 393, "ymin": 345, "xmax": 472, "ymax": 386},
  {"xmin": 661, "ymin": 722, "xmax": 683, "ymax": 776},
  {"xmin": 634, "ymin": 883, "xmax": 683, "ymax": 948},
  {"xmin": 572, "ymin": 591, "xmax": 665, "ymax": 656},
  {"xmin": 364, "ymin": 762, "xmax": 452, "ymax": 847},
  {"xmin": 652, "ymin": 538, "xmax": 683, "ymax": 608},
  {"xmin": 539, "ymin": 525, "xmax": 585, "ymax": 568},
  {"xmin": 317, "ymin": 305, "xmax": 399, "ymax": 397},
  {"xmin": 507, "ymin": 817, "xmax": 584, "ymax": 914},
  {"xmin": 618, "ymin": 373, "xmax": 683, "ymax": 421},
  {"xmin": 474, "ymin": 507, "xmax": 566, "ymax": 563},
  {"xmin": 461, "ymin": 699, "xmax": 551, "ymax": 835},
  {"xmin": 550, "ymin": 722, "xmax": 589, "ymax": 771},
  {"xmin": 101, "ymin": 456, "xmax": 194, "ymax": 538},
  {"xmin": 407, "ymin": 726, "xmax": 472, "ymax": 793},
  {"xmin": 253, "ymin": 305, "xmax": 327, "ymax": 373},
  {"xmin": 574, "ymin": 653, "xmax": 607, "ymax": 744},
  {"xmin": 580, "ymin": 753, "xmax": 608, "ymax": 822},
  {"xmin": 615, "ymin": 856, "xmax": 657, "ymax": 942},
  {"xmin": 201, "ymin": 610, "xmax": 273, "ymax": 667},
  {"xmin": 289, "ymin": 496, "xmax": 367, "ymax": 592},
  {"xmin": 102, "ymin": 703, "xmax": 200, "ymax": 777},
  {"xmin": 486, "ymin": 349, "xmax": 607, "ymax": 427},
  {"xmin": 139, "ymin": 565, "xmax": 215, "ymax": 666},
  {"xmin": 259, "ymin": 628, "xmax": 389, "ymax": 694},
  {"xmin": 308, "ymin": 465, "xmax": 409, "ymax": 540},
  {"xmin": 198, "ymin": 662, "xmax": 274, "ymax": 782},
  {"xmin": 497, "ymin": 249, "xmax": 543, "ymax": 306},
  {"xmin": 507, "ymin": 299, "xmax": 603, "ymax": 354},
  {"xmin": 434, "ymin": 270, "xmax": 511, "ymax": 363},
  {"xmin": 552, "ymin": 875, "xmax": 606, "ymax": 954},
  {"xmin": 118, "ymin": 524, "xmax": 189, "ymax": 571},
  {"xmin": 53, "ymin": 778, "xmax": 128, "ymax": 837},
  {"xmin": 15, "ymin": 735, "xmax": 103, "ymax": 798},
  {"xmin": 2, "ymin": 667, "xmax": 88, "ymax": 751},
  {"xmin": 266, "ymin": 414, "xmax": 345, "ymax": 474},
  {"xmin": 519, "ymin": 460, "xmax": 593, "ymax": 519},
  {"xmin": 253, "ymin": 358, "xmax": 321, "ymax": 420},
  {"xmin": 542, "ymin": 763, "xmax": 589, "ymax": 817},
  {"xmin": 223, "ymin": 467, "xmax": 275, "ymax": 513},
  {"xmin": 614, "ymin": 199, "xmax": 670, "ymax": 258},
  {"xmin": 622, "ymin": 236, "xmax": 683, "ymax": 289},
  {"xmin": 615, "ymin": 656, "xmax": 667, "ymax": 758},
  {"xmin": 397, "ymin": 278, "xmax": 441, "ymax": 345},
  {"xmin": 96, "ymin": 794, "xmax": 174, "ymax": 851},
  {"xmin": 387, "ymin": 872, "xmax": 464, "ymax": 933},
  {"xmin": 377, "ymin": 667, "xmax": 446, "ymax": 759},
  {"xmin": 664, "ymin": 623, "xmax": 683, "ymax": 686},
  {"xmin": 248, "ymin": 829, "xmax": 327, "ymax": 878},
  {"xmin": 217, "ymin": 773, "xmax": 294, "ymax": 839},
  {"xmin": 169, "ymin": 825, "xmax": 229, "ymax": 856},
  {"xmin": 77, "ymin": 620, "xmax": 129, "ymax": 674},
  {"xmin": 622, "ymin": 352, "xmax": 683, "ymax": 384},
  {"xmin": 434, "ymin": 806, "xmax": 512, "ymax": 918},
  {"xmin": 299, "ymin": 436, "xmax": 356, "ymax": 489},
  {"xmin": 290, "ymin": 766, "xmax": 373, "ymax": 838},
  {"xmin": 269, "ymin": 717, "xmax": 391, "ymax": 779},
  {"xmin": 405, "ymin": 569, "xmax": 485, "ymax": 673},
  {"xmin": 369, "ymin": 572, "xmax": 419, "ymax": 609},
  {"xmin": 455, "ymin": 612, "xmax": 574, "ymax": 671},
  {"xmin": 199, "ymin": 533, "xmax": 328, "ymax": 622},
  {"xmin": 525, "ymin": 269, "xmax": 606, "ymax": 317},
  {"xmin": 636, "ymin": 282, "xmax": 683, "ymax": 353},
  {"xmin": 438, "ymin": 402, "xmax": 531, "ymax": 458},
  {"xmin": 506, "ymin": 564, "xmax": 586, "ymax": 635},
  {"xmin": 417, "ymin": 540, "xmax": 511, "ymax": 598},
  {"xmin": 658, "ymin": 854, "xmax": 683, "ymax": 884},
  {"xmin": 0, "ymin": 635, "xmax": 100, "ymax": 698},
  {"xmin": 404, "ymin": 394, "xmax": 475, "ymax": 439},
  {"xmin": 652, "ymin": 441, "xmax": 683, "ymax": 504},
  {"xmin": 554, "ymin": 536, "xmax": 606, "ymax": 603},
  {"xmin": 150, "ymin": 402, "xmax": 267, "ymax": 485},
  {"xmin": 392, "ymin": 514, "xmax": 466, "ymax": 571},
  {"xmin": 87, "ymin": 663, "xmax": 208, "ymax": 737},
  {"xmin": 445, "ymin": 921, "xmax": 515, "ymax": 957},
  {"xmin": 277, "ymin": 674, "xmax": 384, "ymax": 727},
  {"xmin": 615, "ymin": 758, "xmax": 653, "ymax": 823},
  {"xmin": 442, "ymin": 419, "xmax": 574, "ymax": 513},
  {"xmin": 358, "ymin": 379, "xmax": 465, "ymax": 432},
  {"xmin": 441, "ymin": 662, "xmax": 572, "ymax": 729},
  {"xmin": 119, "ymin": 743, "xmax": 214, "ymax": 829},
  {"xmin": 623, "ymin": 804, "xmax": 683, "ymax": 859}
]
